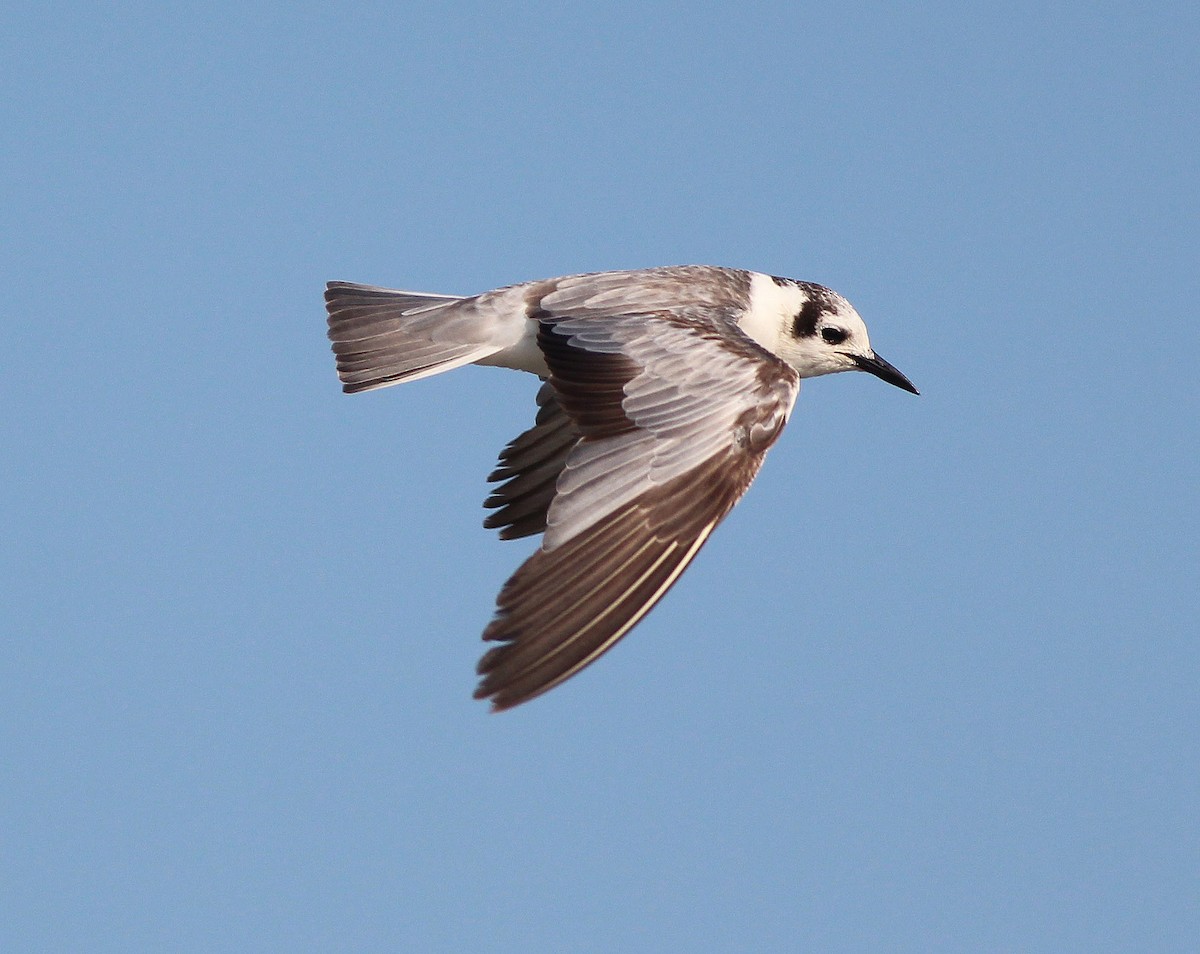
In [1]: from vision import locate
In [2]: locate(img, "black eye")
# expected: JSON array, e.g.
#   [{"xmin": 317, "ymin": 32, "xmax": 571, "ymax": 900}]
[{"xmin": 821, "ymin": 326, "xmax": 848, "ymax": 345}]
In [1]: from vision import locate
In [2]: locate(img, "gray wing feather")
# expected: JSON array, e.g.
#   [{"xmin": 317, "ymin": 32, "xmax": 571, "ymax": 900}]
[
  {"xmin": 474, "ymin": 307, "xmax": 799, "ymax": 710},
  {"xmin": 537, "ymin": 266, "xmax": 752, "ymax": 322},
  {"xmin": 541, "ymin": 314, "xmax": 792, "ymax": 549},
  {"xmin": 484, "ymin": 382, "xmax": 580, "ymax": 540}
]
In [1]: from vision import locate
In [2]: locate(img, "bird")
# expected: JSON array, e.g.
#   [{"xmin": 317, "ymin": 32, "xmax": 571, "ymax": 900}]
[{"xmin": 325, "ymin": 265, "xmax": 917, "ymax": 711}]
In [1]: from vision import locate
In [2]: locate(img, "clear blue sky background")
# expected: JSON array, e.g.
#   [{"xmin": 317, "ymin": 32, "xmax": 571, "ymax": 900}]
[{"xmin": 3, "ymin": 2, "xmax": 1197, "ymax": 951}]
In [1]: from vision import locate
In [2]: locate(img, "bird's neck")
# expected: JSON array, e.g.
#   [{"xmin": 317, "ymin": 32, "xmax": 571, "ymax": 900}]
[{"xmin": 737, "ymin": 272, "xmax": 803, "ymax": 358}]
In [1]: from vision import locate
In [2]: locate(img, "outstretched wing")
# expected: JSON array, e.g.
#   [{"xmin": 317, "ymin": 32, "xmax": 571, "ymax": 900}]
[{"xmin": 475, "ymin": 310, "xmax": 800, "ymax": 710}]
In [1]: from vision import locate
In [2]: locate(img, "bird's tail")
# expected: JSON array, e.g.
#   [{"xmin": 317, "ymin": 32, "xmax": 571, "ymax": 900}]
[{"xmin": 325, "ymin": 281, "xmax": 500, "ymax": 393}]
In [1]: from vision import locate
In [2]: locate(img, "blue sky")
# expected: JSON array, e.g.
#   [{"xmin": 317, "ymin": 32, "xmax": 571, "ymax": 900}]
[{"xmin": 3, "ymin": 2, "xmax": 1197, "ymax": 951}]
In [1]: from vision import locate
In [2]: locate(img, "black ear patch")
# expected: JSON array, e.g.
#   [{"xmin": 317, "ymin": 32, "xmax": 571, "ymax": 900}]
[{"xmin": 791, "ymin": 299, "xmax": 827, "ymax": 338}]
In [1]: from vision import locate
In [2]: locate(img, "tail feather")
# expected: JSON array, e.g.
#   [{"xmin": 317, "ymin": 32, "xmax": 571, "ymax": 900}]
[{"xmin": 325, "ymin": 281, "xmax": 496, "ymax": 393}]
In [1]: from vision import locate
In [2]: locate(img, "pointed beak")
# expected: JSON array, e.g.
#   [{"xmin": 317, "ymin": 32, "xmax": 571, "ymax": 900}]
[{"xmin": 850, "ymin": 352, "xmax": 919, "ymax": 394}]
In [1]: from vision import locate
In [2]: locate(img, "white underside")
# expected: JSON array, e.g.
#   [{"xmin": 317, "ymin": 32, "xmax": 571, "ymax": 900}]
[{"xmin": 472, "ymin": 318, "xmax": 549, "ymax": 375}]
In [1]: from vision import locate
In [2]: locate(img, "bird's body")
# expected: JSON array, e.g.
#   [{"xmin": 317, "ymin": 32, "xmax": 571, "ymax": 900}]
[{"xmin": 326, "ymin": 266, "xmax": 916, "ymax": 710}]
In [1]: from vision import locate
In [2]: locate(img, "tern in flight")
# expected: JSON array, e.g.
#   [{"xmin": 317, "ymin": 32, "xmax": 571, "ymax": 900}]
[{"xmin": 326, "ymin": 266, "xmax": 917, "ymax": 710}]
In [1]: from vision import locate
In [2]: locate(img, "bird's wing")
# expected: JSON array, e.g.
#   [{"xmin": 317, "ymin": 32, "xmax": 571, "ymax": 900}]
[
  {"xmin": 475, "ymin": 310, "xmax": 800, "ymax": 710},
  {"xmin": 484, "ymin": 380, "xmax": 579, "ymax": 541}
]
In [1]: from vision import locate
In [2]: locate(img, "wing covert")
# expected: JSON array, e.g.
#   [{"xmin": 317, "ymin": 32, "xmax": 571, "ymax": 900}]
[{"xmin": 475, "ymin": 310, "xmax": 799, "ymax": 710}]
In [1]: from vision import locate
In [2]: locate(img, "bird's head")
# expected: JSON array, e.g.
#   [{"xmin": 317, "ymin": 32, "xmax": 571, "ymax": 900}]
[{"xmin": 770, "ymin": 280, "xmax": 918, "ymax": 394}]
